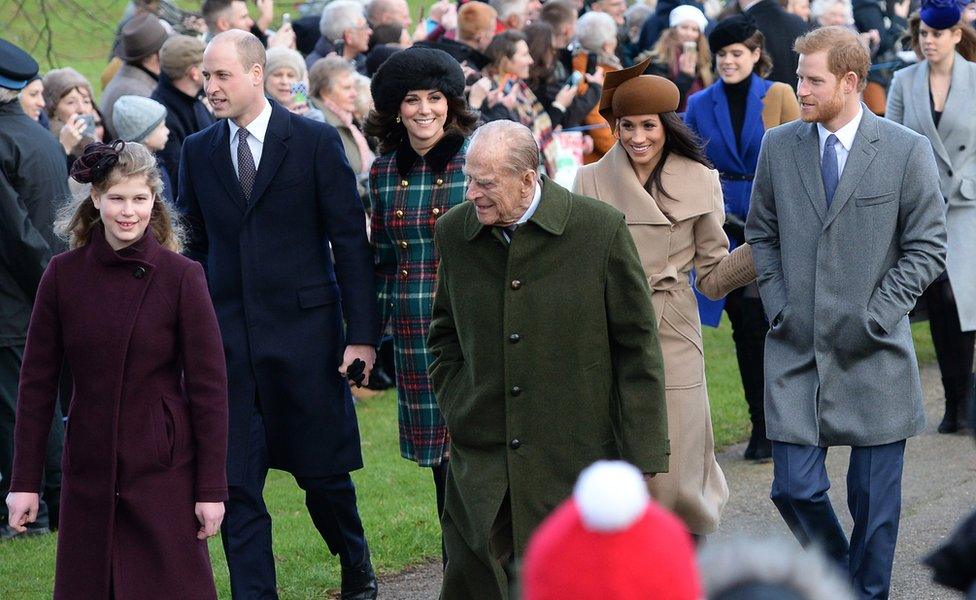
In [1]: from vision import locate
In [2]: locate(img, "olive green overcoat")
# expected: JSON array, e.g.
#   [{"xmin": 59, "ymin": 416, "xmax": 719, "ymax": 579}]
[{"xmin": 427, "ymin": 176, "xmax": 669, "ymax": 599}]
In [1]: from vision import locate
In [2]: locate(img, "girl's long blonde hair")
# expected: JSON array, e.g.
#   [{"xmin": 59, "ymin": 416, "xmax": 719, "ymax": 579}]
[
  {"xmin": 649, "ymin": 27, "xmax": 715, "ymax": 86},
  {"xmin": 56, "ymin": 142, "xmax": 184, "ymax": 252}
]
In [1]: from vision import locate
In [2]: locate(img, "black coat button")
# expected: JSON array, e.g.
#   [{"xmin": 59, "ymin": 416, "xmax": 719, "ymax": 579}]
[
  {"xmin": 948, "ymin": 169, "xmax": 954, "ymax": 177},
  {"xmin": 510, "ymin": 386, "xmax": 522, "ymax": 397},
  {"xmin": 509, "ymin": 333, "xmax": 521, "ymax": 343},
  {"xmin": 133, "ymin": 266, "xmax": 147, "ymax": 279},
  {"xmin": 509, "ymin": 438, "xmax": 522, "ymax": 449},
  {"xmin": 960, "ymin": 145, "xmax": 966, "ymax": 152}
]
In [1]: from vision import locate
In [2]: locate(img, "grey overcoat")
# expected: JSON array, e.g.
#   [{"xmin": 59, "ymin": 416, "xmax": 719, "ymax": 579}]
[
  {"xmin": 745, "ymin": 107, "xmax": 947, "ymax": 447},
  {"xmin": 886, "ymin": 53, "xmax": 976, "ymax": 331}
]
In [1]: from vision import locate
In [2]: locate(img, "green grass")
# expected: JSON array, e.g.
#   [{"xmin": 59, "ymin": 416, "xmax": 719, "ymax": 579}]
[{"xmin": 0, "ymin": 319, "xmax": 938, "ymax": 598}]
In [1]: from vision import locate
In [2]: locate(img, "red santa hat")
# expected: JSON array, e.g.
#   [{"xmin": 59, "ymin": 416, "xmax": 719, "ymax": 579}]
[{"xmin": 522, "ymin": 461, "xmax": 702, "ymax": 600}]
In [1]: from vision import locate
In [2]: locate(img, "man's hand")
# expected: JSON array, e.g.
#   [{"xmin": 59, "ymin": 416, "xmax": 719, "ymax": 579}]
[
  {"xmin": 339, "ymin": 345, "xmax": 376, "ymax": 386},
  {"xmin": 255, "ymin": 0, "xmax": 275, "ymax": 32},
  {"xmin": 195, "ymin": 502, "xmax": 225, "ymax": 540},
  {"xmin": 5, "ymin": 492, "xmax": 39, "ymax": 534},
  {"xmin": 268, "ymin": 23, "xmax": 296, "ymax": 49}
]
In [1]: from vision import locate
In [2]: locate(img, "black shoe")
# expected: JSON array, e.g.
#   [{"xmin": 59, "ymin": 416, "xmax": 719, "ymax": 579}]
[
  {"xmin": 938, "ymin": 397, "xmax": 960, "ymax": 434},
  {"xmin": 341, "ymin": 561, "xmax": 378, "ymax": 600},
  {"xmin": 0, "ymin": 524, "xmax": 51, "ymax": 541},
  {"xmin": 743, "ymin": 435, "xmax": 758, "ymax": 460},
  {"xmin": 744, "ymin": 428, "xmax": 772, "ymax": 462}
]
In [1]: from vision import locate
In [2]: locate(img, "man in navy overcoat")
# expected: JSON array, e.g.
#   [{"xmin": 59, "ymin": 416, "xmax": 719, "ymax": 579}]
[{"xmin": 177, "ymin": 30, "xmax": 380, "ymax": 600}]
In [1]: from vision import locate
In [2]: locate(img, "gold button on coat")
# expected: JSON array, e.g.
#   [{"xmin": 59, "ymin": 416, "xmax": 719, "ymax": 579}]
[
  {"xmin": 401, "ymin": 180, "xmax": 409, "ymax": 187},
  {"xmin": 400, "ymin": 269, "xmax": 408, "ymax": 277},
  {"xmin": 399, "ymin": 241, "xmax": 408, "ymax": 249},
  {"xmin": 432, "ymin": 208, "xmax": 441, "ymax": 216},
  {"xmin": 395, "ymin": 210, "xmax": 404, "ymax": 218},
  {"xmin": 435, "ymin": 178, "xmax": 444, "ymax": 186},
  {"xmin": 511, "ymin": 279, "xmax": 523, "ymax": 290}
]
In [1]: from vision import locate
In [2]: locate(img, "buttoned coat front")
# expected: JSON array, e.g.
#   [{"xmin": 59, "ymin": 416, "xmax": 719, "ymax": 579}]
[
  {"xmin": 9, "ymin": 227, "xmax": 228, "ymax": 599},
  {"xmin": 745, "ymin": 108, "xmax": 947, "ymax": 447},
  {"xmin": 427, "ymin": 177, "xmax": 668, "ymax": 599},
  {"xmin": 574, "ymin": 145, "xmax": 751, "ymax": 535},
  {"xmin": 886, "ymin": 54, "xmax": 976, "ymax": 331},
  {"xmin": 178, "ymin": 101, "xmax": 378, "ymax": 484}
]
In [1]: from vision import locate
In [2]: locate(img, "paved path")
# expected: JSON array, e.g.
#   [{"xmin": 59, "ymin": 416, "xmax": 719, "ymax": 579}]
[{"xmin": 377, "ymin": 363, "xmax": 976, "ymax": 599}]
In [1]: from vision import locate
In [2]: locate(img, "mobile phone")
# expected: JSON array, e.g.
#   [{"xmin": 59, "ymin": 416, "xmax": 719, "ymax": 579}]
[
  {"xmin": 682, "ymin": 41, "xmax": 698, "ymax": 54},
  {"xmin": 79, "ymin": 114, "xmax": 97, "ymax": 138},
  {"xmin": 502, "ymin": 75, "xmax": 517, "ymax": 94},
  {"xmin": 291, "ymin": 81, "xmax": 309, "ymax": 105},
  {"xmin": 282, "ymin": 12, "xmax": 290, "ymax": 27},
  {"xmin": 564, "ymin": 71, "xmax": 583, "ymax": 87}
]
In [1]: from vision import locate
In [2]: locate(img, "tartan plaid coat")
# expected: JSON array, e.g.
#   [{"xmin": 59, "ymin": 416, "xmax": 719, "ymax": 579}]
[{"xmin": 370, "ymin": 133, "xmax": 468, "ymax": 467}]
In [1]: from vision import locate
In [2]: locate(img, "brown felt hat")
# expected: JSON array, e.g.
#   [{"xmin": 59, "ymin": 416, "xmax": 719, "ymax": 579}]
[{"xmin": 598, "ymin": 56, "xmax": 680, "ymax": 132}]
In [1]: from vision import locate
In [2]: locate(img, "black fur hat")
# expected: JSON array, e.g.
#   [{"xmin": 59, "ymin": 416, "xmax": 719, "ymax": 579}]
[{"xmin": 370, "ymin": 47, "xmax": 465, "ymax": 114}]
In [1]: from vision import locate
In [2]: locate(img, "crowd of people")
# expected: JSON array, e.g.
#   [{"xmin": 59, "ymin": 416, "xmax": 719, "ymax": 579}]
[{"xmin": 2, "ymin": 0, "xmax": 976, "ymax": 598}]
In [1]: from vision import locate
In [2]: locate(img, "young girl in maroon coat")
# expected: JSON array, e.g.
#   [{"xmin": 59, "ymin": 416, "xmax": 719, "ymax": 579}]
[{"xmin": 5, "ymin": 141, "xmax": 229, "ymax": 599}]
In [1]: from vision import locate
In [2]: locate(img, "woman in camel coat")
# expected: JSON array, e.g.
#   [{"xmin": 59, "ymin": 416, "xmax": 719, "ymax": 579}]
[{"xmin": 574, "ymin": 59, "xmax": 754, "ymax": 536}]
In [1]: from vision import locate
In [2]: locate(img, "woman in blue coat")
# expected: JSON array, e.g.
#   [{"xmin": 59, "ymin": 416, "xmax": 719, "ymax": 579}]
[{"xmin": 684, "ymin": 15, "xmax": 799, "ymax": 461}]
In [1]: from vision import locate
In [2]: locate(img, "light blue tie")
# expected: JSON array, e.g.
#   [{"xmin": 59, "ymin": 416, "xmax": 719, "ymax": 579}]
[{"xmin": 822, "ymin": 134, "xmax": 839, "ymax": 208}]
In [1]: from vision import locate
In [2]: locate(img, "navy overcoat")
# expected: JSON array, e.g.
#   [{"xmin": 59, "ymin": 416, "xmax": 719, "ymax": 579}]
[{"xmin": 177, "ymin": 101, "xmax": 379, "ymax": 484}]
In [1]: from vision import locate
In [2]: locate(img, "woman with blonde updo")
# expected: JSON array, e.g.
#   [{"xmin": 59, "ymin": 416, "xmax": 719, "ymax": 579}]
[{"xmin": 5, "ymin": 141, "xmax": 229, "ymax": 599}]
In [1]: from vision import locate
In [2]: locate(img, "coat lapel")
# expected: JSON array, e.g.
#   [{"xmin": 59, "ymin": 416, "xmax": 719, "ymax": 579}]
[
  {"xmin": 822, "ymin": 108, "xmax": 880, "ymax": 229},
  {"xmin": 244, "ymin": 103, "xmax": 291, "ymax": 217},
  {"xmin": 937, "ymin": 52, "xmax": 970, "ymax": 144},
  {"xmin": 740, "ymin": 75, "xmax": 767, "ymax": 158},
  {"xmin": 600, "ymin": 144, "xmax": 671, "ymax": 224},
  {"xmin": 911, "ymin": 60, "xmax": 952, "ymax": 167},
  {"xmin": 792, "ymin": 122, "xmax": 827, "ymax": 223},
  {"xmin": 208, "ymin": 121, "xmax": 246, "ymax": 213},
  {"xmin": 711, "ymin": 82, "xmax": 742, "ymax": 171}
]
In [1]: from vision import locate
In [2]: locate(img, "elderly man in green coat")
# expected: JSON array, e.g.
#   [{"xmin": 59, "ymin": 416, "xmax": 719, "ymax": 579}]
[{"xmin": 427, "ymin": 120, "xmax": 670, "ymax": 599}]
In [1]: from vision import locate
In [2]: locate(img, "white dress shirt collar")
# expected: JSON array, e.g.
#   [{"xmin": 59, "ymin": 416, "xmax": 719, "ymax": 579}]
[
  {"xmin": 228, "ymin": 98, "xmax": 272, "ymax": 144},
  {"xmin": 817, "ymin": 105, "xmax": 863, "ymax": 154},
  {"xmin": 516, "ymin": 182, "xmax": 543, "ymax": 225}
]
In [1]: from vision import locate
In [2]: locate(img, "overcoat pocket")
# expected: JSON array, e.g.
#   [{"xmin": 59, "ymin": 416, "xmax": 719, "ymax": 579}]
[
  {"xmin": 298, "ymin": 283, "xmax": 339, "ymax": 309},
  {"xmin": 152, "ymin": 396, "xmax": 185, "ymax": 468},
  {"xmin": 854, "ymin": 192, "xmax": 896, "ymax": 207}
]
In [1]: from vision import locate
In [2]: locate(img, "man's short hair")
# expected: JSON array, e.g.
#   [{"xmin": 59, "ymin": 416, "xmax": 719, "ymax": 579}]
[
  {"xmin": 490, "ymin": 0, "xmax": 528, "ymax": 21},
  {"xmin": 458, "ymin": 2, "xmax": 498, "ymax": 41},
  {"xmin": 469, "ymin": 121, "xmax": 540, "ymax": 176},
  {"xmin": 793, "ymin": 25, "xmax": 870, "ymax": 91},
  {"xmin": 539, "ymin": 0, "xmax": 578, "ymax": 32},
  {"xmin": 160, "ymin": 35, "xmax": 206, "ymax": 80},
  {"xmin": 576, "ymin": 11, "xmax": 618, "ymax": 53},
  {"xmin": 320, "ymin": 0, "xmax": 365, "ymax": 42},
  {"xmin": 202, "ymin": 0, "xmax": 235, "ymax": 31},
  {"xmin": 211, "ymin": 30, "xmax": 266, "ymax": 72},
  {"xmin": 366, "ymin": 0, "xmax": 404, "ymax": 26}
]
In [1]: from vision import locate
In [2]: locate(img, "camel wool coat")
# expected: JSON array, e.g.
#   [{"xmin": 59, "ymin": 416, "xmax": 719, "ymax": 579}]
[
  {"xmin": 9, "ymin": 226, "xmax": 228, "ymax": 599},
  {"xmin": 574, "ymin": 144, "xmax": 754, "ymax": 534}
]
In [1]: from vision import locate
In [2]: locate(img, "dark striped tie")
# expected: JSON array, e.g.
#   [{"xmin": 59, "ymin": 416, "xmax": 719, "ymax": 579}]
[{"xmin": 237, "ymin": 128, "xmax": 256, "ymax": 202}]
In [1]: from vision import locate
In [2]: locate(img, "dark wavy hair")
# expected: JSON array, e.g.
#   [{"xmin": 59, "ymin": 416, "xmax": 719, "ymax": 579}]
[
  {"xmin": 620, "ymin": 111, "xmax": 713, "ymax": 200},
  {"xmin": 364, "ymin": 93, "xmax": 478, "ymax": 155}
]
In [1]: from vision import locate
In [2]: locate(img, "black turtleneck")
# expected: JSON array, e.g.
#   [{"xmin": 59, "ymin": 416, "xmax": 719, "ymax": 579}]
[{"xmin": 724, "ymin": 76, "xmax": 752, "ymax": 150}]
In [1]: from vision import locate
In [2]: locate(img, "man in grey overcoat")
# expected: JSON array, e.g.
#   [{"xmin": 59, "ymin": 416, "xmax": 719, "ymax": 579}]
[{"xmin": 746, "ymin": 27, "xmax": 947, "ymax": 600}]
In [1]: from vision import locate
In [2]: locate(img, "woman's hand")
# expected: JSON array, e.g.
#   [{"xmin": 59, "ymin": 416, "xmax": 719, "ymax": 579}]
[
  {"xmin": 678, "ymin": 51, "xmax": 697, "ymax": 77},
  {"xmin": 5, "ymin": 492, "xmax": 40, "ymax": 534},
  {"xmin": 195, "ymin": 502, "xmax": 225, "ymax": 540},
  {"xmin": 469, "ymin": 76, "xmax": 492, "ymax": 109},
  {"xmin": 585, "ymin": 66, "xmax": 606, "ymax": 88},
  {"xmin": 555, "ymin": 83, "xmax": 578, "ymax": 108},
  {"xmin": 59, "ymin": 114, "xmax": 85, "ymax": 155}
]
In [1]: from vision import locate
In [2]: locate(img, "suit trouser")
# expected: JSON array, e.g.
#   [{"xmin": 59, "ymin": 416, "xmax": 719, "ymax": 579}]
[
  {"xmin": 771, "ymin": 440, "xmax": 905, "ymax": 600},
  {"xmin": 221, "ymin": 400, "xmax": 368, "ymax": 599},
  {"xmin": 0, "ymin": 345, "xmax": 63, "ymax": 530}
]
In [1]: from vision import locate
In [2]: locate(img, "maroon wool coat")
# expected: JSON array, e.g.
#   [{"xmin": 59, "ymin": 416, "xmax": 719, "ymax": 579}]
[{"xmin": 9, "ymin": 225, "xmax": 229, "ymax": 600}]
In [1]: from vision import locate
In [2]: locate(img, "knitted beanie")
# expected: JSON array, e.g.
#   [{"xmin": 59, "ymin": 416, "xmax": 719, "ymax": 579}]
[
  {"xmin": 112, "ymin": 95, "xmax": 167, "ymax": 143},
  {"xmin": 522, "ymin": 461, "xmax": 702, "ymax": 600}
]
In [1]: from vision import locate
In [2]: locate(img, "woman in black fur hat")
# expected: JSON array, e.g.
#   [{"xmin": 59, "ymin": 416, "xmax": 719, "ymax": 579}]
[{"xmin": 363, "ymin": 47, "xmax": 477, "ymax": 562}]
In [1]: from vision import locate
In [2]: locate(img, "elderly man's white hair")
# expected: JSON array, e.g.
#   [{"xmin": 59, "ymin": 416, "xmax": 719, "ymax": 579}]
[
  {"xmin": 576, "ymin": 10, "xmax": 619, "ymax": 54},
  {"xmin": 698, "ymin": 537, "xmax": 857, "ymax": 600},
  {"xmin": 490, "ymin": 0, "xmax": 529, "ymax": 21},
  {"xmin": 468, "ymin": 121, "xmax": 540, "ymax": 175},
  {"xmin": 320, "ymin": 0, "xmax": 366, "ymax": 42}
]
